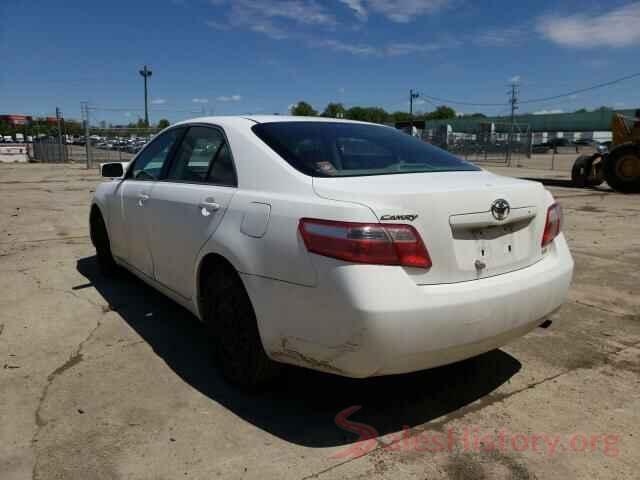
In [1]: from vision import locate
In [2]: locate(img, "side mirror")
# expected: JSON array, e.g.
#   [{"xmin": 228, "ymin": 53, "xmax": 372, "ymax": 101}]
[{"xmin": 101, "ymin": 162, "xmax": 124, "ymax": 178}]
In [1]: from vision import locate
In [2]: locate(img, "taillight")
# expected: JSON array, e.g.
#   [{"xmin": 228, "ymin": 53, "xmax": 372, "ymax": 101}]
[
  {"xmin": 541, "ymin": 203, "xmax": 562, "ymax": 248},
  {"xmin": 299, "ymin": 218, "xmax": 431, "ymax": 268}
]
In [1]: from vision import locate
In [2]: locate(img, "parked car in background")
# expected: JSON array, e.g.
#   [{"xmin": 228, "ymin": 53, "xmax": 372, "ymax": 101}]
[
  {"xmin": 91, "ymin": 116, "xmax": 574, "ymax": 388},
  {"xmin": 532, "ymin": 138, "xmax": 573, "ymax": 154},
  {"xmin": 572, "ymin": 139, "xmax": 599, "ymax": 147}
]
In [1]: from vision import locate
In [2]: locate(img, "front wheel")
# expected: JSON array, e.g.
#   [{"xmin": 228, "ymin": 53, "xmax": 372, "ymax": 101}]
[
  {"xmin": 89, "ymin": 208, "xmax": 118, "ymax": 276},
  {"xmin": 202, "ymin": 264, "xmax": 280, "ymax": 389},
  {"xmin": 604, "ymin": 144, "xmax": 640, "ymax": 193}
]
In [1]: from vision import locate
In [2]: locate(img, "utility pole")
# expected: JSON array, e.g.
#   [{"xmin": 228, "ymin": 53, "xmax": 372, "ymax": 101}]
[
  {"xmin": 55, "ymin": 107, "xmax": 64, "ymax": 163},
  {"xmin": 507, "ymin": 82, "xmax": 519, "ymax": 166},
  {"xmin": 139, "ymin": 65, "xmax": 153, "ymax": 127},
  {"xmin": 81, "ymin": 102, "xmax": 92, "ymax": 169},
  {"xmin": 409, "ymin": 89, "xmax": 420, "ymax": 136}
]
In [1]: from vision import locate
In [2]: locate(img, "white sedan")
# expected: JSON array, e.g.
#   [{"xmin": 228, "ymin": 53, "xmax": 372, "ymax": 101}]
[{"xmin": 91, "ymin": 116, "xmax": 573, "ymax": 387}]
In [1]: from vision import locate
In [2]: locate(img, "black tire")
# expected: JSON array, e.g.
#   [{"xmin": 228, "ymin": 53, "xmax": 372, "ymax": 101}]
[
  {"xmin": 202, "ymin": 263, "xmax": 280, "ymax": 388},
  {"xmin": 571, "ymin": 155, "xmax": 603, "ymax": 187},
  {"xmin": 89, "ymin": 208, "xmax": 118, "ymax": 276},
  {"xmin": 603, "ymin": 144, "xmax": 640, "ymax": 193}
]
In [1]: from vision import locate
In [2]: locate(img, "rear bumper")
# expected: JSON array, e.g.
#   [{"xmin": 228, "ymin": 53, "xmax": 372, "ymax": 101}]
[{"xmin": 242, "ymin": 234, "xmax": 574, "ymax": 378}]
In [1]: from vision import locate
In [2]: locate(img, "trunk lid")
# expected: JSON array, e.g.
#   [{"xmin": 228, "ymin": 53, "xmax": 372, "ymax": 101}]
[{"xmin": 313, "ymin": 170, "xmax": 548, "ymax": 284}]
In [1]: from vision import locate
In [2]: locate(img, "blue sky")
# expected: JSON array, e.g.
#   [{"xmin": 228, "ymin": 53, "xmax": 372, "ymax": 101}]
[{"xmin": 1, "ymin": 0, "xmax": 639, "ymax": 124}]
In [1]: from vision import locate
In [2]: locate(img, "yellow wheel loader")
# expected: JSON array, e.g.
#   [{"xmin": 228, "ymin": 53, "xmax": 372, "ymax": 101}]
[{"xmin": 572, "ymin": 110, "xmax": 640, "ymax": 193}]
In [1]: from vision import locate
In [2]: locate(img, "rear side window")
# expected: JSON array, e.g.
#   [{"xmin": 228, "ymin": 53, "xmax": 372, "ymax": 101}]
[
  {"xmin": 251, "ymin": 121, "xmax": 479, "ymax": 177},
  {"xmin": 167, "ymin": 126, "xmax": 237, "ymax": 186}
]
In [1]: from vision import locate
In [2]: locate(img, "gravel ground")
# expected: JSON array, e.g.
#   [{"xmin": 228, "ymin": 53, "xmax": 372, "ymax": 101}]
[{"xmin": 1, "ymin": 163, "xmax": 639, "ymax": 480}]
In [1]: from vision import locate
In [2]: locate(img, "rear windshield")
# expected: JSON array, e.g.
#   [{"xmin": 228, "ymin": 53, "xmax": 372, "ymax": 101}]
[{"xmin": 251, "ymin": 121, "xmax": 479, "ymax": 177}]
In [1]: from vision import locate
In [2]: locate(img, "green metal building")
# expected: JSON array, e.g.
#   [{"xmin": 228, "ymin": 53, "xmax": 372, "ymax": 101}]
[{"xmin": 423, "ymin": 108, "xmax": 639, "ymax": 133}]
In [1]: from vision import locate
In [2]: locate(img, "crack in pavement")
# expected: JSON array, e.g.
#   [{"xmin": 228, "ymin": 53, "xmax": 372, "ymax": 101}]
[
  {"xmin": 30, "ymin": 316, "xmax": 103, "ymax": 480},
  {"xmin": 571, "ymin": 299, "xmax": 633, "ymax": 317},
  {"xmin": 16, "ymin": 268, "xmax": 109, "ymax": 311},
  {"xmin": 26, "ymin": 268, "xmax": 112, "ymax": 480},
  {"xmin": 0, "ymin": 235, "xmax": 90, "ymax": 245}
]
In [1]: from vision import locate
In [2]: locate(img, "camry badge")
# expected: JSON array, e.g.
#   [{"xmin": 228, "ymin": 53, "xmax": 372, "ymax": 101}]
[
  {"xmin": 491, "ymin": 199, "xmax": 510, "ymax": 221},
  {"xmin": 380, "ymin": 214, "xmax": 418, "ymax": 221}
]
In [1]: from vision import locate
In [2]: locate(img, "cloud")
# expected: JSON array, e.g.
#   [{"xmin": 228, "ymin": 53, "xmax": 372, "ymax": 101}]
[
  {"xmin": 216, "ymin": 95, "xmax": 242, "ymax": 102},
  {"xmin": 339, "ymin": 0, "xmax": 367, "ymax": 20},
  {"xmin": 537, "ymin": 2, "xmax": 640, "ymax": 48},
  {"xmin": 208, "ymin": 0, "xmax": 337, "ymax": 39},
  {"xmin": 475, "ymin": 27, "xmax": 524, "ymax": 47},
  {"xmin": 310, "ymin": 38, "xmax": 453, "ymax": 56},
  {"xmin": 365, "ymin": 0, "xmax": 449, "ymax": 23},
  {"xmin": 210, "ymin": 0, "xmax": 449, "ymax": 37},
  {"xmin": 192, "ymin": 98, "xmax": 209, "ymax": 103},
  {"xmin": 384, "ymin": 41, "xmax": 446, "ymax": 55},
  {"xmin": 312, "ymin": 39, "xmax": 378, "ymax": 55},
  {"xmin": 151, "ymin": 98, "xmax": 166, "ymax": 105},
  {"xmin": 205, "ymin": 20, "xmax": 230, "ymax": 30}
]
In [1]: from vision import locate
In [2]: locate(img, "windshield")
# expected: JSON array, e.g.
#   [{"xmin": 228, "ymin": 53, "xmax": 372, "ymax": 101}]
[{"xmin": 252, "ymin": 121, "xmax": 480, "ymax": 177}]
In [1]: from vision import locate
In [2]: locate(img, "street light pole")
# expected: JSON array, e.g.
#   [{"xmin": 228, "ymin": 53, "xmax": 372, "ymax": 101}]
[
  {"xmin": 55, "ymin": 107, "xmax": 64, "ymax": 162},
  {"xmin": 409, "ymin": 89, "xmax": 420, "ymax": 136},
  {"xmin": 139, "ymin": 65, "xmax": 153, "ymax": 127},
  {"xmin": 507, "ymin": 82, "xmax": 519, "ymax": 167}
]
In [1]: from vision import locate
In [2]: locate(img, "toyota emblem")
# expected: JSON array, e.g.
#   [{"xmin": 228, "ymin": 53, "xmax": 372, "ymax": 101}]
[{"xmin": 491, "ymin": 199, "xmax": 510, "ymax": 221}]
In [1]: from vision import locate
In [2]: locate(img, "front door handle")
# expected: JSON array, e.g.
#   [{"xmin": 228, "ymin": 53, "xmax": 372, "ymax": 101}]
[
  {"xmin": 138, "ymin": 193, "xmax": 149, "ymax": 206},
  {"xmin": 199, "ymin": 198, "xmax": 220, "ymax": 212}
]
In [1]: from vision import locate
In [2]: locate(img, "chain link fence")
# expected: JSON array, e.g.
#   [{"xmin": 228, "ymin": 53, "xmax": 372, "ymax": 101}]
[
  {"xmin": 421, "ymin": 122, "xmax": 610, "ymax": 171},
  {"xmin": 422, "ymin": 122, "xmax": 532, "ymax": 166},
  {"xmin": 32, "ymin": 136, "xmax": 68, "ymax": 162},
  {"xmin": 67, "ymin": 127, "xmax": 158, "ymax": 167}
]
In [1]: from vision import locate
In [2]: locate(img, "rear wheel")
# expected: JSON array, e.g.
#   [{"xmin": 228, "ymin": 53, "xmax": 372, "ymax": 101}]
[
  {"xmin": 89, "ymin": 208, "xmax": 118, "ymax": 276},
  {"xmin": 202, "ymin": 263, "xmax": 280, "ymax": 389},
  {"xmin": 571, "ymin": 155, "xmax": 603, "ymax": 187},
  {"xmin": 604, "ymin": 144, "xmax": 640, "ymax": 193}
]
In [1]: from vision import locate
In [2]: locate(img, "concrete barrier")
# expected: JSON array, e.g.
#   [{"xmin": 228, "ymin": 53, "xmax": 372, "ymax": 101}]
[{"xmin": 0, "ymin": 144, "xmax": 30, "ymax": 163}]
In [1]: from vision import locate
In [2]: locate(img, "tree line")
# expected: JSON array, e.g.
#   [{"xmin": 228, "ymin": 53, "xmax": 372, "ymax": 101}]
[
  {"xmin": 290, "ymin": 102, "xmax": 623, "ymax": 123},
  {"xmin": 0, "ymin": 118, "xmax": 171, "ymax": 138},
  {"xmin": 290, "ymin": 101, "xmax": 470, "ymax": 123}
]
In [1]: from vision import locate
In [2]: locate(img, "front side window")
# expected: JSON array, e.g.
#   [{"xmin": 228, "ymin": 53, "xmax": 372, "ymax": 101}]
[
  {"xmin": 167, "ymin": 126, "xmax": 236, "ymax": 186},
  {"xmin": 252, "ymin": 121, "xmax": 480, "ymax": 177},
  {"xmin": 129, "ymin": 128, "xmax": 183, "ymax": 181}
]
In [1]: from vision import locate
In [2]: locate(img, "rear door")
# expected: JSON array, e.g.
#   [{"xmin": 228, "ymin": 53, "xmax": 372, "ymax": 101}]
[{"xmin": 147, "ymin": 125, "xmax": 237, "ymax": 299}]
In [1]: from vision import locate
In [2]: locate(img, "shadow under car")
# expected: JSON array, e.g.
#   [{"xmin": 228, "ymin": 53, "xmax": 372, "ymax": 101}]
[{"xmin": 76, "ymin": 256, "xmax": 522, "ymax": 448}]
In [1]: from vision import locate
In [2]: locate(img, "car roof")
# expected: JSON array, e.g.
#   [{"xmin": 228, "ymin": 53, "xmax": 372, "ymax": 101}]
[{"xmin": 172, "ymin": 115, "xmax": 380, "ymax": 129}]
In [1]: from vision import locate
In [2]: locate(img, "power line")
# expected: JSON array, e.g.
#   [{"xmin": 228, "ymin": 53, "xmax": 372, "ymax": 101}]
[
  {"xmin": 87, "ymin": 106, "xmax": 201, "ymax": 114},
  {"xmin": 519, "ymin": 71, "xmax": 640, "ymax": 104},
  {"xmin": 419, "ymin": 94, "xmax": 505, "ymax": 107},
  {"xmin": 419, "ymin": 71, "xmax": 640, "ymax": 108}
]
